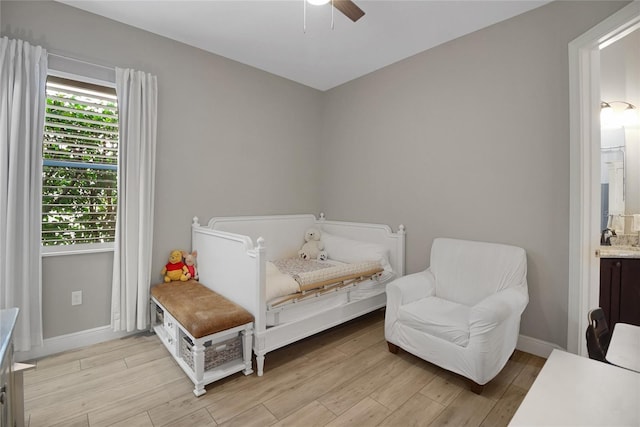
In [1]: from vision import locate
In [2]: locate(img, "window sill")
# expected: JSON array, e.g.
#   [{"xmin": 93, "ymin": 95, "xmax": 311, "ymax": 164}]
[{"xmin": 42, "ymin": 243, "xmax": 114, "ymax": 257}]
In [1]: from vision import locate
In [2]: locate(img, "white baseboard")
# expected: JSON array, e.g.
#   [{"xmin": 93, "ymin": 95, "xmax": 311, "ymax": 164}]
[
  {"xmin": 15, "ymin": 328, "xmax": 561, "ymax": 362},
  {"xmin": 517, "ymin": 334, "xmax": 564, "ymax": 359},
  {"xmin": 15, "ymin": 325, "xmax": 138, "ymax": 362}
]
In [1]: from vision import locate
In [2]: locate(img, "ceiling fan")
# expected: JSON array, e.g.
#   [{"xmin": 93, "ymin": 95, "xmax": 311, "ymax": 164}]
[{"xmin": 307, "ymin": 0, "xmax": 365, "ymax": 22}]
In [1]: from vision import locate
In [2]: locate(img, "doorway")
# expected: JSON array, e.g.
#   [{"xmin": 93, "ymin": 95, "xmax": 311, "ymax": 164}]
[{"xmin": 568, "ymin": 1, "xmax": 640, "ymax": 355}]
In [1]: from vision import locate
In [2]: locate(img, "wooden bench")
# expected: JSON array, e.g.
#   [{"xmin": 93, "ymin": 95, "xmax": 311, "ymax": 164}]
[{"xmin": 150, "ymin": 280, "xmax": 254, "ymax": 396}]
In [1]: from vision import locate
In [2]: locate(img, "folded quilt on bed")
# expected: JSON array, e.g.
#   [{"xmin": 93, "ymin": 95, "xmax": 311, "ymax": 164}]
[
  {"xmin": 265, "ymin": 261, "xmax": 300, "ymax": 301},
  {"xmin": 294, "ymin": 260, "xmax": 383, "ymax": 291},
  {"xmin": 266, "ymin": 258, "xmax": 384, "ymax": 301}
]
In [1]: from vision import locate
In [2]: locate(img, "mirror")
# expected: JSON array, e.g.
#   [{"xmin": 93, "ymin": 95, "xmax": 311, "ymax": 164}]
[
  {"xmin": 600, "ymin": 128, "xmax": 625, "ymax": 231},
  {"xmin": 600, "ymin": 127, "xmax": 640, "ymax": 238},
  {"xmin": 600, "ymin": 28, "xmax": 640, "ymax": 241}
]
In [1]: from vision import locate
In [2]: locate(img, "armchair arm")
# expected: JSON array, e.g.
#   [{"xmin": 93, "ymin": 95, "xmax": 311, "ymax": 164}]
[
  {"xmin": 469, "ymin": 284, "xmax": 528, "ymax": 336},
  {"xmin": 387, "ymin": 269, "xmax": 436, "ymax": 306},
  {"xmin": 385, "ymin": 270, "xmax": 436, "ymax": 335}
]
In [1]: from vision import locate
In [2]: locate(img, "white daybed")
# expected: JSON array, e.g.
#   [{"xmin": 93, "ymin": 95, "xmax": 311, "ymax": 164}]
[{"xmin": 191, "ymin": 213, "xmax": 405, "ymax": 376}]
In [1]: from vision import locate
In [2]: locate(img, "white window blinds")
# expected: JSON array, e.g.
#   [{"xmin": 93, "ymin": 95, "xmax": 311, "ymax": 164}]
[{"xmin": 42, "ymin": 76, "xmax": 119, "ymax": 246}]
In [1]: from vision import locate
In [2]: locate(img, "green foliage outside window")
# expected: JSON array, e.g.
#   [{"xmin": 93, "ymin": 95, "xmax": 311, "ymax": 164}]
[{"xmin": 42, "ymin": 81, "xmax": 119, "ymax": 246}]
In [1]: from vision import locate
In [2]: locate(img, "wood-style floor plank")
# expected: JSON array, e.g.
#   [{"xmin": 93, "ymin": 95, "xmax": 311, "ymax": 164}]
[
  {"xmin": 205, "ymin": 348, "xmax": 348, "ymax": 424},
  {"xmin": 23, "ymin": 310, "xmax": 544, "ymax": 427},
  {"xmin": 28, "ymin": 357, "xmax": 184, "ymax": 426},
  {"xmin": 107, "ymin": 411, "xmax": 154, "ymax": 427},
  {"xmin": 217, "ymin": 404, "xmax": 277, "ymax": 427},
  {"xmin": 429, "ymin": 389, "xmax": 496, "ymax": 427},
  {"xmin": 87, "ymin": 378, "xmax": 193, "ymax": 427},
  {"xmin": 318, "ymin": 350, "xmax": 415, "ymax": 416},
  {"xmin": 419, "ymin": 373, "xmax": 464, "ymax": 406},
  {"xmin": 324, "ymin": 397, "xmax": 391, "ymax": 427},
  {"xmin": 511, "ymin": 353, "xmax": 546, "ymax": 390},
  {"xmin": 377, "ymin": 392, "xmax": 445, "ymax": 427},
  {"xmin": 270, "ymin": 401, "xmax": 336, "ymax": 427},
  {"xmin": 168, "ymin": 407, "xmax": 218, "ymax": 427},
  {"xmin": 49, "ymin": 414, "xmax": 89, "ymax": 427},
  {"xmin": 480, "ymin": 384, "xmax": 529, "ymax": 427},
  {"xmin": 262, "ymin": 341, "xmax": 391, "ymax": 420},
  {"xmin": 368, "ymin": 353, "xmax": 439, "ymax": 411}
]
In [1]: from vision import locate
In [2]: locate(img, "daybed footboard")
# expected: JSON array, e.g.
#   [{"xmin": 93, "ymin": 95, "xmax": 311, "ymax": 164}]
[{"xmin": 191, "ymin": 214, "xmax": 405, "ymax": 376}]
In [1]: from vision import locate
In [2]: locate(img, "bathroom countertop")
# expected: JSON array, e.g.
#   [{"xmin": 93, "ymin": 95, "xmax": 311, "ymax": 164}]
[
  {"xmin": 599, "ymin": 246, "xmax": 640, "ymax": 259},
  {"xmin": 0, "ymin": 307, "xmax": 19, "ymax": 366}
]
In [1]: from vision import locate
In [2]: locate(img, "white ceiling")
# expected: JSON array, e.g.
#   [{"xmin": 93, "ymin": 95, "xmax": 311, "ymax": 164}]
[{"xmin": 57, "ymin": 0, "xmax": 550, "ymax": 91}]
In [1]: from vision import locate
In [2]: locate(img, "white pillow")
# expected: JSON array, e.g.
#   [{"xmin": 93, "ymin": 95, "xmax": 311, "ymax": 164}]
[{"xmin": 321, "ymin": 232, "xmax": 392, "ymax": 272}]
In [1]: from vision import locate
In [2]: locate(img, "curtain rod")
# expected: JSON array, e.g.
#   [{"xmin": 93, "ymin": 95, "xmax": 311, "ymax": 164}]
[{"xmin": 48, "ymin": 52, "xmax": 115, "ymax": 72}]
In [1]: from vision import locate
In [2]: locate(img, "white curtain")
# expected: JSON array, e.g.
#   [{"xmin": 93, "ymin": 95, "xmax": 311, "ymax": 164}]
[
  {"xmin": 0, "ymin": 37, "xmax": 47, "ymax": 351},
  {"xmin": 111, "ymin": 68, "xmax": 158, "ymax": 332}
]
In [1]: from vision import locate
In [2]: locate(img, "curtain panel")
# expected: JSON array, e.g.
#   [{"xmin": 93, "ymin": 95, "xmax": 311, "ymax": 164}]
[
  {"xmin": 111, "ymin": 68, "xmax": 158, "ymax": 332},
  {"xmin": 0, "ymin": 37, "xmax": 47, "ymax": 351}
]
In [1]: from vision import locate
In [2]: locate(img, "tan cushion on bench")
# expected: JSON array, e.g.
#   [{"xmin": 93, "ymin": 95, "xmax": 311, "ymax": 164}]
[{"xmin": 151, "ymin": 280, "xmax": 253, "ymax": 338}]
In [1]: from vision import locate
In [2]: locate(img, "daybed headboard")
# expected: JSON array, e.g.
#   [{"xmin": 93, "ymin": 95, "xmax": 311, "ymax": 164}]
[
  {"xmin": 318, "ymin": 217, "xmax": 406, "ymax": 277},
  {"xmin": 191, "ymin": 214, "xmax": 406, "ymax": 325}
]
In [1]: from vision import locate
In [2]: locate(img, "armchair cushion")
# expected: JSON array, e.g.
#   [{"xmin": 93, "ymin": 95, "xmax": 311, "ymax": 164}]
[{"xmin": 398, "ymin": 296, "xmax": 471, "ymax": 346}]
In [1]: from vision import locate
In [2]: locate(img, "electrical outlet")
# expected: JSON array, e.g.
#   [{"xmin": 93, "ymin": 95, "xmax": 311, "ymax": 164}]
[{"xmin": 71, "ymin": 291, "xmax": 82, "ymax": 306}]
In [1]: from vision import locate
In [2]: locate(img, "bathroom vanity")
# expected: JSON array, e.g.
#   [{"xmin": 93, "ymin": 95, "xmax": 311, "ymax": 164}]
[{"xmin": 599, "ymin": 246, "xmax": 640, "ymax": 329}]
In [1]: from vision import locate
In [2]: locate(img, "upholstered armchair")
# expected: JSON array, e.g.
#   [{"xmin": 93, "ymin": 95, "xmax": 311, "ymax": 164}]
[{"xmin": 385, "ymin": 238, "xmax": 528, "ymax": 393}]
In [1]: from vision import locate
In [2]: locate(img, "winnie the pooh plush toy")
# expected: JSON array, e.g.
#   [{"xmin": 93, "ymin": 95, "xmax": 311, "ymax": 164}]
[
  {"xmin": 298, "ymin": 228, "xmax": 328, "ymax": 261},
  {"xmin": 161, "ymin": 249, "xmax": 189, "ymax": 282},
  {"xmin": 183, "ymin": 250, "xmax": 199, "ymax": 281}
]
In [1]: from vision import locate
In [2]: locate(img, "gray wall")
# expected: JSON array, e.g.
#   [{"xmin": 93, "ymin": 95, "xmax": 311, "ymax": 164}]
[
  {"xmin": 42, "ymin": 253, "xmax": 113, "ymax": 337},
  {"xmin": 2, "ymin": 0, "xmax": 322, "ymax": 338},
  {"xmin": 1, "ymin": 1, "xmax": 631, "ymax": 348},
  {"xmin": 319, "ymin": 0, "xmax": 629, "ymax": 349}
]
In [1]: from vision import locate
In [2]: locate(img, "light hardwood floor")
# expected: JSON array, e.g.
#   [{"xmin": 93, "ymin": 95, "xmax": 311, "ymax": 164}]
[{"xmin": 23, "ymin": 310, "xmax": 545, "ymax": 427}]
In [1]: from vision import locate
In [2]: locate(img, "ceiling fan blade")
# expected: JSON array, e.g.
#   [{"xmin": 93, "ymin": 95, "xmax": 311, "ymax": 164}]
[{"xmin": 332, "ymin": 0, "xmax": 365, "ymax": 22}]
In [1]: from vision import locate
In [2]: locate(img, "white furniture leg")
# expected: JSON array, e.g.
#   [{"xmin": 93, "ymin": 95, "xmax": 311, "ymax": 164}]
[
  {"xmin": 242, "ymin": 328, "xmax": 254, "ymax": 375},
  {"xmin": 256, "ymin": 353, "xmax": 265, "ymax": 377},
  {"xmin": 192, "ymin": 342, "xmax": 206, "ymax": 397}
]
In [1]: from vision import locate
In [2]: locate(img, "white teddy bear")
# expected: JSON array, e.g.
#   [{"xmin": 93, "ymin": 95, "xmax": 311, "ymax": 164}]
[{"xmin": 298, "ymin": 228, "xmax": 328, "ymax": 261}]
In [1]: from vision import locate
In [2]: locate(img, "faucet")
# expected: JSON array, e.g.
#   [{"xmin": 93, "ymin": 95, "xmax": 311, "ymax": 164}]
[{"xmin": 600, "ymin": 228, "xmax": 616, "ymax": 246}]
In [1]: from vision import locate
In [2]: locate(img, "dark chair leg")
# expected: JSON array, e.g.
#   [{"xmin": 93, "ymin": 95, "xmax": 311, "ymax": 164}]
[
  {"xmin": 387, "ymin": 341, "xmax": 399, "ymax": 354},
  {"xmin": 469, "ymin": 380, "xmax": 484, "ymax": 394}
]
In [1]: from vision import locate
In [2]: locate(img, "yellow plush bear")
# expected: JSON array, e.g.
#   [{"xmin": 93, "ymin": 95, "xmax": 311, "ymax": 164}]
[{"xmin": 161, "ymin": 249, "xmax": 189, "ymax": 282}]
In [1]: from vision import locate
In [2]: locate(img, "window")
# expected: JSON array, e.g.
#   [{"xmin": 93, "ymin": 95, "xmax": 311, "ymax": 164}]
[{"xmin": 42, "ymin": 76, "xmax": 119, "ymax": 247}]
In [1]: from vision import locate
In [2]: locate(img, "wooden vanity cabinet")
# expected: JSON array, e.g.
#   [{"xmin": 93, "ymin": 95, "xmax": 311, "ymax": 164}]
[{"xmin": 600, "ymin": 258, "xmax": 640, "ymax": 329}]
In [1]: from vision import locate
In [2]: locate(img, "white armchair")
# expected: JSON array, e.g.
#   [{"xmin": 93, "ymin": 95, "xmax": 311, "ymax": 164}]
[{"xmin": 385, "ymin": 238, "xmax": 528, "ymax": 393}]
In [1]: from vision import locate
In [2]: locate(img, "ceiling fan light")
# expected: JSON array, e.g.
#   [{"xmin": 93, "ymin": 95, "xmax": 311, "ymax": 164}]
[{"xmin": 307, "ymin": 0, "xmax": 330, "ymax": 5}]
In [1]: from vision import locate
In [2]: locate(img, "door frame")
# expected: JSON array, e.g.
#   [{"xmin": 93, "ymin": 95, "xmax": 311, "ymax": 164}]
[{"xmin": 568, "ymin": 0, "xmax": 640, "ymax": 355}]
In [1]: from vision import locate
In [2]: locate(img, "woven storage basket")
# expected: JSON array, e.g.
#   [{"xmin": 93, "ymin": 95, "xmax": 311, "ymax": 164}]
[
  {"xmin": 180, "ymin": 335, "xmax": 243, "ymax": 371},
  {"xmin": 155, "ymin": 306, "xmax": 164, "ymax": 324}
]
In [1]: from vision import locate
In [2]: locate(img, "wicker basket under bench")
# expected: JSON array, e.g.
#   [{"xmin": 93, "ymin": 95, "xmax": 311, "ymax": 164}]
[{"xmin": 150, "ymin": 280, "xmax": 254, "ymax": 396}]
